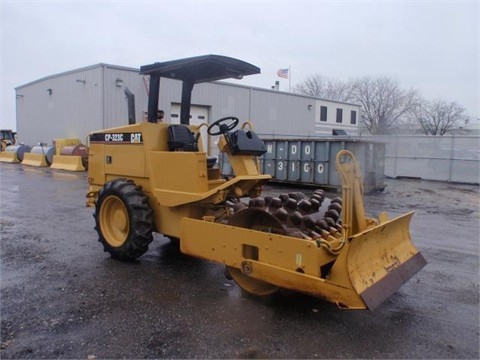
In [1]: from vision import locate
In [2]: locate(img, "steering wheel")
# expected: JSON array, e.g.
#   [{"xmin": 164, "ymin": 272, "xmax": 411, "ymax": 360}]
[{"xmin": 207, "ymin": 116, "xmax": 239, "ymax": 135}]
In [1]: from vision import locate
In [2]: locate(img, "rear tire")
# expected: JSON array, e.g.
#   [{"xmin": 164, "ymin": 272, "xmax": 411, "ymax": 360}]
[{"xmin": 94, "ymin": 179, "xmax": 154, "ymax": 261}]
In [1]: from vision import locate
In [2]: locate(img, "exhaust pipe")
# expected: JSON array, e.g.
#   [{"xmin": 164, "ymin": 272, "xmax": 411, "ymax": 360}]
[{"xmin": 124, "ymin": 87, "xmax": 136, "ymax": 125}]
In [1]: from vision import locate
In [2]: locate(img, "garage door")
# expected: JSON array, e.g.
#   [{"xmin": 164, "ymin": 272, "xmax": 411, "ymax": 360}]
[{"xmin": 170, "ymin": 104, "xmax": 213, "ymax": 154}]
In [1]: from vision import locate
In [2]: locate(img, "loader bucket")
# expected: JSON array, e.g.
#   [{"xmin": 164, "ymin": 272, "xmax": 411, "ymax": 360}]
[{"xmin": 346, "ymin": 211, "xmax": 427, "ymax": 310}]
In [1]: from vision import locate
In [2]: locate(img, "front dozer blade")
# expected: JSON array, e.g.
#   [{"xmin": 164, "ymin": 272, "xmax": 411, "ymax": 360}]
[{"xmin": 346, "ymin": 211, "xmax": 427, "ymax": 310}]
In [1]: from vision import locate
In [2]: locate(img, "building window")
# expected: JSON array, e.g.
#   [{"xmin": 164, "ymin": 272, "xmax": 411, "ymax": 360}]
[
  {"xmin": 320, "ymin": 106, "xmax": 327, "ymax": 122},
  {"xmin": 336, "ymin": 108, "xmax": 343, "ymax": 123},
  {"xmin": 350, "ymin": 110, "xmax": 357, "ymax": 125},
  {"xmin": 171, "ymin": 114, "xmax": 179, "ymax": 118}
]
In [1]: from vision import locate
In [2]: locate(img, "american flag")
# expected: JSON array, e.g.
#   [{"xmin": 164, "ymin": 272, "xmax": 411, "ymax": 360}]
[{"xmin": 277, "ymin": 68, "xmax": 289, "ymax": 79}]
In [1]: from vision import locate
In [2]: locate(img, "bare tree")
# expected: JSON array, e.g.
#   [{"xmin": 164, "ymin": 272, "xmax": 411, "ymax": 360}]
[
  {"xmin": 414, "ymin": 99, "xmax": 469, "ymax": 135},
  {"xmin": 294, "ymin": 75, "xmax": 352, "ymax": 102},
  {"xmin": 350, "ymin": 76, "xmax": 419, "ymax": 135}
]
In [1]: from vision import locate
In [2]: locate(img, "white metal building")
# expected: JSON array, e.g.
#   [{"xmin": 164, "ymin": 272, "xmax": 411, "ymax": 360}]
[{"xmin": 15, "ymin": 63, "xmax": 361, "ymax": 150}]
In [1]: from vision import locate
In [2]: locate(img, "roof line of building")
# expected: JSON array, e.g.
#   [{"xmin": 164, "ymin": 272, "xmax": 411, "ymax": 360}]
[
  {"xmin": 213, "ymin": 79, "xmax": 361, "ymax": 107},
  {"xmin": 14, "ymin": 62, "xmax": 361, "ymax": 107},
  {"xmin": 15, "ymin": 63, "xmax": 140, "ymax": 90}
]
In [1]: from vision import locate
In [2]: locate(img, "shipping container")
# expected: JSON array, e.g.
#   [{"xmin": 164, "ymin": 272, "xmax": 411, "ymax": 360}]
[{"xmin": 221, "ymin": 137, "xmax": 386, "ymax": 192}]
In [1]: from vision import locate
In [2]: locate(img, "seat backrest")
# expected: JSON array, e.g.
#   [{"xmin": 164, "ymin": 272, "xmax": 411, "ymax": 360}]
[{"xmin": 168, "ymin": 124, "xmax": 199, "ymax": 152}]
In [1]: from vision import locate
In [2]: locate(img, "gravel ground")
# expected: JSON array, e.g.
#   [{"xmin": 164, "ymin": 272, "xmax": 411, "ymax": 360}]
[{"xmin": 1, "ymin": 162, "xmax": 479, "ymax": 359}]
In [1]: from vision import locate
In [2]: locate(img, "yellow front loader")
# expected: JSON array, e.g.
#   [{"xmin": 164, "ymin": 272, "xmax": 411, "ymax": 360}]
[{"xmin": 86, "ymin": 55, "xmax": 426, "ymax": 310}]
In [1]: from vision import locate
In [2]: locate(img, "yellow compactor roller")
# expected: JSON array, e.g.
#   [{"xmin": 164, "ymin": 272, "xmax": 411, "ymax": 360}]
[{"xmin": 86, "ymin": 55, "xmax": 426, "ymax": 310}]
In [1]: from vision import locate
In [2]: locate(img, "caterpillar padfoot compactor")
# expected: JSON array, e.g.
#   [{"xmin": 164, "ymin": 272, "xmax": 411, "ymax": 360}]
[{"xmin": 86, "ymin": 55, "xmax": 426, "ymax": 310}]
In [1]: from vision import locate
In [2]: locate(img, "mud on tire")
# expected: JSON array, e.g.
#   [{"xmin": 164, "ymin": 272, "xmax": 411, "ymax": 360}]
[{"xmin": 94, "ymin": 179, "xmax": 154, "ymax": 261}]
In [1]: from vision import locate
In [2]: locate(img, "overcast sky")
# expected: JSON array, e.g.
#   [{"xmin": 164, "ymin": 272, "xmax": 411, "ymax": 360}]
[{"xmin": 1, "ymin": 0, "xmax": 478, "ymax": 131}]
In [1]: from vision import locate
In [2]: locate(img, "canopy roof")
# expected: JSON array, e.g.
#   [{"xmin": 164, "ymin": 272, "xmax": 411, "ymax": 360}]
[
  {"xmin": 140, "ymin": 54, "xmax": 260, "ymax": 83},
  {"xmin": 141, "ymin": 55, "xmax": 260, "ymax": 124}
]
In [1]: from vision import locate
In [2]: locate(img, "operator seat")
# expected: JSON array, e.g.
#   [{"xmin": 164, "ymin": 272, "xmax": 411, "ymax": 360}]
[
  {"xmin": 168, "ymin": 124, "xmax": 217, "ymax": 168},
  {"xmin": 168, "ymin": 124, "xmax": 199, "ymax": 152}
]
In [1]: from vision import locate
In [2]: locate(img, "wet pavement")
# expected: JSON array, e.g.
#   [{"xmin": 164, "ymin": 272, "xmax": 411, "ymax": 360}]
[{"xmin": 1, "ymin": 162, "xmax": 479, "ymax": 359}]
